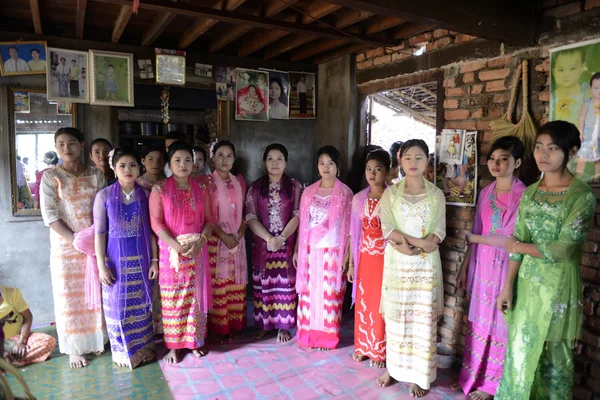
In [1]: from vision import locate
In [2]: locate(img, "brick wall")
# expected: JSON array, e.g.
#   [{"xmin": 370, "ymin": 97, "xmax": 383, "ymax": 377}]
[{"xmin": 355, "ymin": 3, "xmax": 600, "ymax": 398}]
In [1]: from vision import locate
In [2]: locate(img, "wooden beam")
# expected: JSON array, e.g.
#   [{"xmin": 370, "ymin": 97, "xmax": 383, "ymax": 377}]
[
  {"xmin": 373, "ymin": 94, "xmax": 436, "ymax": 127},
  {"xmin": 364, "ymin": 16, "xmax": 405, "ymax": 35},
  {"xmin": 178, "ymin": 0, "xmax": 246, "ymax": 49},
  {"xmin": 29, "ymin": 0, "xmax": 42, "ymax": 35},
  {"xmin": 300, "ymin": 3, "xmax": 342, "ymax": 24},
  {"xmin": 393, "ymin": 22, "xmax": 436, "ymax": 39},
  {"xmin": 392, "ymin": 90, "xmax": 435, "ymax": 112},
  {"xmin": 88, "ymin": 0, "xmax": 399, "ymax": 47},
  {"xmin": 111, "ymin": 5, "xmax": 133, "ymax": 43},
  {"xmin": 237, "ymin": 1, "xmax": 342, "ymax": 57},
  {"xmin": 142, "ymin": 12, "xmax": 176, "ymax": 46},
  {"xmin": 415, "ymin": 85, "xmax": 437, "ymax": 99},
  {"xmin": 264, "ymin": 36, "xmax": 315, "ymax": 59},
  {"xmin": 75, "ymin": 0, "xmax": 87, "ymax": 39},
  {"xmin": 334, "ymin": 9, "xmax": 375, "ymax": 28},
  {"xmin": 312, "ymin": 42, "xmax": 372, "ymax": 64},
  {"xmin": 209, "ymin": 0, "xmax": 296, "ymax": 53},
  {"xmin": 320, "ymin": 0, "xmax": 537, "ymax": 45}
]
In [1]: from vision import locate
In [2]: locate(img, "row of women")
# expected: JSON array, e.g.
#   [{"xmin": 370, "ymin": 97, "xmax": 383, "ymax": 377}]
[{"xmin": 38, "ymin": 119, "xmax": 594, "ymax": 399}]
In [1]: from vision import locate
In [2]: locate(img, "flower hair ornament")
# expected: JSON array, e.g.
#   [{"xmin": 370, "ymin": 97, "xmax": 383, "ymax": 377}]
[
  {"xmin": 209, "ymin": 140, "xmax": 219, "ymax": 159},
  {"xmin": 108, "ymin": 149, "xmax": 116, "ymax": 171},
  {"xmin": 192, "ymin": 149, "xmax": 197, "ymax": 165}
]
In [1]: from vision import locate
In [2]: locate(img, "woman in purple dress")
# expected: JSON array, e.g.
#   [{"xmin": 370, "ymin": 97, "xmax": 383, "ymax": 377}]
[
  {"xmin": 94, "ymin": 148, "xmax": 158, "ymax": 368},
  {"xmin": 246, "ymin": 144, "xmax": 302, "ymax": 342}
]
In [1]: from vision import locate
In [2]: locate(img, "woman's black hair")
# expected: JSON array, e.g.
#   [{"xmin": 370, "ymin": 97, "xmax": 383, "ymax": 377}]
[
  {"xmin": 317, "ymin": 145, "xmax": 341, "ymax": 170},
  {"xmin": 212, "ymin": 140, "xmax": 236, "ymax": 158},
  {"xmin": 269, "ymin": 77, "xmax": 288, "ymax": 106},
  {"xmin": 487, "ymin": 136, "xmax": 525, "ymax": 162},
  {"xmin": 537, "ymin": 121, "xmax": 581, "ymax": 169},
  {"xmin": 366, "ymin": 149, "xmax": 391, "ymax": 172},
  {"xmin": 89, "ymin": 138, "xmax": 113, "ymax": 152},
  {"xmin": 389, "ymin": 141, "xmax": 404, "ymax": 167},
  {"xmin": 398, "ymin": 139, "xmax": 429, "ymax": 159},
  {"xmin": 141, "ymin": 144, "xmax": 165, "ymax": 159},
  {"xmin": 44, "ymin": 151, "xmax": 59, "ymax": 165},
  {"xmin": 167, "ymin": 141, "xmax": 194, "ymax": 165},
  {"xmin": 193, "ymin": 145, "xmax": 207, "ymax": 161},
  {"xmin": 111, "ymin": 147, "xmax": 141, "ymax": 168},
  {"xmin": 590, "ymin": 72, "xmax": 600, "ymax": 86},
  {"xmin": 263, "ymin": 143, "xmax": 288, "ymax": 163},
  {"xmin": 54, "ymin": 127, "xmax": 84, "ymax": 143},
  {"xmin": 165, "ymin": 130, "xmax": 187, "ymax": 143},
  {"xmin": 30, "ymin": 48, "xmax": 39, "ymax": 55}
]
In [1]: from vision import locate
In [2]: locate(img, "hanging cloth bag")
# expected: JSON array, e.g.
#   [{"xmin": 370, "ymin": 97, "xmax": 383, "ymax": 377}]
[{"xmin": 490, "ymin": 60, "xmax": 537, "ymax": 154}]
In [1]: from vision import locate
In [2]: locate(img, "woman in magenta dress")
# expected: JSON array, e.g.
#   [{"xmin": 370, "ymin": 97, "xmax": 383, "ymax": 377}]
[
  {"xmin": 295, "ymin": 146, "xmax": 353, "ymax": 350},
  {"xmin": 149, "ymin": 142, "xmax": 214, "ymax": 363},
  {"xmin": 246, "ymin": 143, "xmax": 302, "ymax": 342},
  {"xmin": 203, "ymin": 140, "xmax": 248, "ymax": 342},
  {"xmin": 456, "ymin": 136, "xmax": 526, "ymax": 399}
]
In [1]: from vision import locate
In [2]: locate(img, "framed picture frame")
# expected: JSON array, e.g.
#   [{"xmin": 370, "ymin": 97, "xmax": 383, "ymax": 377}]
[
  {"xmin": 89, "ymin": 49, "xmax": 134, "ymax": 107},
  {"xmin": 289, "ymin": 71, "xmax": 316, "ymax": 119},
  {"xmin": 261, "ymin": 69, "xmax": 290, "ymax": 120},
  {"xmin": 435, "ymin": 130, "xmax": 478, "ymax": 207},
  {"xmin": 46, "ymin": 47, "xmax": 89, "ymax": 103},
  {"xmin": 156, "ymin": 48, "xmax": 186, "ymax": 86},
  {"xmin": 235, "ymin": 68, "xmax": 269, "ymax": 122},
  {"xmin": 13, "ymin": 92, "xmax": 30, "ymax": 113},
  {"xmin": 0, "ymin": 41, "xmax": 48, "ymax": 76}
]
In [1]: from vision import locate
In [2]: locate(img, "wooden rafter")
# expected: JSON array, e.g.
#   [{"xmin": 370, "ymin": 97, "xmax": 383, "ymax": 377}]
[
  {"xmin": 373, "ymin": 94, "xmax": 435, "ymax": 127},
  {"xmin": 142, "ymin": 12, "xmax": 176, "ymax": 46},
  {"xmin": 178, "ymin": 0, "xmax": 246, "ymax": 50},
  {"xmin": 321, "ymin": 0, "xmax": 536, "ymax": 45},
  {"xmin": 393, "ymin": 22, "xmax": 435, "ymax": 39},
  {"xmin": 111, "ymin": 5, "xmax": 133, "ymax": 43},
  {"xmin": 237, "ymin": 2, "xmax": 342, "ymax": 57},
  {"xmin": 29, "ymin": 0, "xmax": 42, "ymax": 35},
  {"xmin": 312, "ymin": 42, "xmax": 371, "ymax": 64},
  {"xmin": 76, "ymin": 0, "xmax": 87, "ymax": 39},
  {"xmin": 392, "ymin": 90, "xmax": 435, "ymax": 112},
  {"xmin": 209, "ymin": 0, "xmax": 297, "ymax": 53},
  {"xmin": 415, "ymin": 85, "xmax": 437, "ymax": 99},
  {"xmin": 291, "ymin": 15, "xmax": 404, "ymax": 62}
]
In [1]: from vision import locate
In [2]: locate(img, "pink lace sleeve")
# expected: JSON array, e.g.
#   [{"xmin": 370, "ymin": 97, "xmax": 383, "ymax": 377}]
[
  {"xmin": 293, "ymin": 179, "xmax": 302, "ymax": 217},
  {"xmin": 149, "ymin": 185, "xmax": 167, "ymax": 234},
  {"xmin": 93, "ymin": 188, "xmax": 108, "ymax": 235},
  {"xmin": 204, "ymin": 189, "xmax": 216, "ymax": 226},
  {"xmin": 245, "ymin": 184, "xmax": 258, "ymax": 221}
]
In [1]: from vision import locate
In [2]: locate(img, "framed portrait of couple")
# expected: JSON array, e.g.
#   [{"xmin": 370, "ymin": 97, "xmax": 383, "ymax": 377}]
[{"xmin": 0, "ymin": 41, "xmax": 48, "ymax": 76}]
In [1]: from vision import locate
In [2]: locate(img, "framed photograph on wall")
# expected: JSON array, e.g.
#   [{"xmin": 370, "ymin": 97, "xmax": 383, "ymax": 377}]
[
  {"xmin": 235, "ymin": 68, "xmax": 269, "ymax": 122},
  {"xmin": 550, "ymin": 37, "xmax": 600, "ymax": 185},
  {"xmin": 14, "ymin": 92, "xmax": 30, "ymax": 113},
  {"xmin": 57, "ymin": 101, "xmax": 73, "ymax": 115},
  {"xmin": 47, "ymin": 47, "xmax": 89, "ymax": 103},
  {"xmin": 0, "ymin": 41, "xmax": 48, "ymax": 76},
  {"xmin": 435, "ymin": 130, "xmax": 478, "ymax": 207},
  {"xmin": 156, "ymin": 48, "xmax": 186, "ymax": 86},
  {"xmin": 262, "ymin": 69, "xmax": 290, "ymax": 120},
  {"xmin": 289, "ymin": 71, "xmax": 316, "ymax": 119},
  {"xmin": 89, "ymin": 49, "xmax": 134, "ymax": 107}
]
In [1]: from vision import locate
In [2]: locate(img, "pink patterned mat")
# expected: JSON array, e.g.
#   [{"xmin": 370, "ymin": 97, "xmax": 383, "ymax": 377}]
[{"xmin": 158, "ymin": 319, "xmax": 467, "ymax": 400}]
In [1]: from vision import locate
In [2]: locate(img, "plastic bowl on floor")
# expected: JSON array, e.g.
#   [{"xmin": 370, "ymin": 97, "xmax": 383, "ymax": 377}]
[{"xmin": 436, "ymin": 343, "xmax": 456, "ymax": 369}]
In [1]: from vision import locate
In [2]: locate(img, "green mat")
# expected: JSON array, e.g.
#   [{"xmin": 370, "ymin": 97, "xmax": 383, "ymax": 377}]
[{"xmin": 6, "ymin": 326, "xmax": 172, "ymax": 400}]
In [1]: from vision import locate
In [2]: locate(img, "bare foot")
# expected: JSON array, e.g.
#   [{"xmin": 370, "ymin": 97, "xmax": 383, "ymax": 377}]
[
  {"xmin": 192, "ymin": 346, "xmax": 208, "ymax": 358},
  {"xmin": 116, "ymin": 362, "xmax": 129, "ymax": 368},
  {"xmin": 254, "ymin": 330, "xmax": 271, "ymax": 340},
  {"xmin": 352, "ymin": 352, "xmax": 368, "ymax": 362},
  {"xmin": 318, "ymin": 347, "xmax": 330, "ymax": 351},
  {"xmin": 277, "ymin": 329, "xmax": 292, "ymax": 343},
  {"xmin": 470, "ymin": 390, "xmax": 493, "ymax": 400},
  {"xmin": 370, "ymin": 359, "xmax": 386, "ymax": 368},
  {"xmin": 162, "ymin": 349, "xmax": 178, "ymax": 364},
  {"xmin": 141, "ymin": 353, "xmax": 156, "ymax": 364},
  {"xmin": 377, "ymin": 369, "xmax": 395, "ymax": 387},
  {"xmin": 91, "ymin": 350, "xmax": 105, "ymax": 356},
  {"xmin": 449, "ymin": 381, "xmax": 461, "ymax": 391},
  {"xmin": 410, "ymin": 383, "xmax": 428, "ymax": 398},
  {"xmin": 69, "ymin": 354, "xmax": 88, "ymax": 368}
]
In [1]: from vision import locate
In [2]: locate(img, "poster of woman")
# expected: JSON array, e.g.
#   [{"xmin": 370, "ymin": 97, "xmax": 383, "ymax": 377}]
[
  {"xmin": 289, "ymin": 72, "xmax": 316, "ymax": 119},
  {"xmin": 235, "ymin": 68, "xmax": 269, "ymax": 122},
  {"xmin": 435, "ymin": 130, "xmax": 478, "ymax": 206},
  {"xmin": 550, "ymin": 38, "xmax": 600, "ymax": 184},
  {"xmin": 262, "ymin": 69, "xmax": 290, "ymax": 120}
]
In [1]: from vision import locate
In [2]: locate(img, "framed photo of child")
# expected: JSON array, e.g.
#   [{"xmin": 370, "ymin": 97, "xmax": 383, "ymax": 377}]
[
  {"xmin": 235, "ymin": 68, "xmax": 269, "ymax": 122},
  {"xmin": 0, "ymin": 41, "xmax": 48, "ymax": 76},
  {"xmin": 550, "ymin": 38, "xmax": 600, "ymax": 185},
  {"xmin": 47, "ymin": 47, "xmax": 89, "ymax": 103},
  {"xmin": 435, "ymin": 130, "xmax": 478, "ymax": 207},
  {"xmin": 439, "ymin": 129, "xmax": 464, "ymax": 165},
  {"xmin": 89, "ymin": 50, "xmax": 134, "ymax": 107},
  {"xmin": 289, "ymin": 71, "xmax": 316, "ymax": 119}
]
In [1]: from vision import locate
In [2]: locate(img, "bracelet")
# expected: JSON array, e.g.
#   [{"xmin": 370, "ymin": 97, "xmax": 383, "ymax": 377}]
[
  {"xmin": 200, "ymin": 234, "xmax": 208, "ymax": 243},
  {"xmin": 151, "ymin": 258, "xmax": 158, "ymax": 262},
  {"xmin": 279, "ymin": 234, "xmax": 286, "ymax": 241},
  {"xmin": 512, "ymin": 240, "xmax": 520, "ymax": 253}
]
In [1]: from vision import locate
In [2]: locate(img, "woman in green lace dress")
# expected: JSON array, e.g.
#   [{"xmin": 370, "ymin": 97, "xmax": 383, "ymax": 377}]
[{"xmin": 495, "ymin": 121, "xmax": 596, "ymax": 399}]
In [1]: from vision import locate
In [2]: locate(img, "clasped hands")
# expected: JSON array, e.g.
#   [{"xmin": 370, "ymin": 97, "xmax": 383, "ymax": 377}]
[
  {"xmin": 389, "ymin": 235, "xmax": 438, "ymax": 255},
  {"xmin": 175, "ymin": 235, "xmax": 209, "ymax": 258}
]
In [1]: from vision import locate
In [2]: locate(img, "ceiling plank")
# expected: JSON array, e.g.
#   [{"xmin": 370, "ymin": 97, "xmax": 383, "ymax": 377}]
[
  {"xmin": 312, "ymin": 42, "xmax": 372, "ymax": 64},
  {"xmin": 209, "ymin": 0, "xmax": 298, "ymax": 53},
  {"xmin": 415, "ymin": 85, "xmax": 437, "ymax": 99},
  {"xmin": 178, "ymin": 0, "xmax": 246, "ymax": 49},
  {"xmin": 334, "ymin": 9, "xmax": 375, "ymax": 28},
  {"xmin": 374, "ymin": 94, "xmax": 436, "ymax": 127},
  {"xmin": 321, "ymin": 0, "xmax": 536, "ymax": 45},
  {"xmin": 29, "ymin": 0, "xmax": 42, "ymax": 35},
  {"xmin": 264, "ymin": 36, "xmax": 315, "ymax": 59},
  {"xmin": 392, "ymin": 90, "xmax": 436, "ymax": 112},
  {"xmin": 237, "ymin": 2, "xmax": 342, "ymax": 57},
  {"xmin": 141, "ymin": 12, "xmax": 177, "ymax": 46},
  {"xmin": 288, "ymin": 13, "xmax": 400, "ymax": 61},
  {"xmin": 75, "ymin": 0, "xmax": 87, "ymax": 39},
  {"xmin": 393, "ymin": 22, "xmax": 436, "ymax": 39},
  {"xmin": 90, "ymin": 0, "xmax": 399, "ymax": 47},
  {"xmin": 111, "ymin": 5, "xmax": 133, "ymax": 43}
]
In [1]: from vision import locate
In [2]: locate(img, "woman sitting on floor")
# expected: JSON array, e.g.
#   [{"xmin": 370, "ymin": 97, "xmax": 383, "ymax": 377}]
[{"xmin": 0, "ymin": 285, "xmax": 56, "ymax": 367}]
